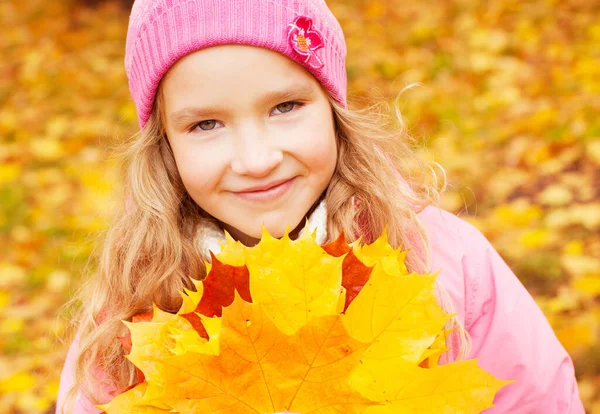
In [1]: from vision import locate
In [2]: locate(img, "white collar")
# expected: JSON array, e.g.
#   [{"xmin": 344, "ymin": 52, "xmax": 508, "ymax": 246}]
[{"xmin": 197, "ymin": 198, "xmax": 328, "ymax": 257}]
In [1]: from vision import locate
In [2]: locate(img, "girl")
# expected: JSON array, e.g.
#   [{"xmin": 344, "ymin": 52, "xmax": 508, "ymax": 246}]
[{"xmin": 57, "ymin": 0, "xmax": 584, "ymax": 412}]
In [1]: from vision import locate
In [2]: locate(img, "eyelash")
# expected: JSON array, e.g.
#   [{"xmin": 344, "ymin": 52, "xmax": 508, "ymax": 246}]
[{"xmin": 187, "ymin": 101, "xmax": 304, "ymax": 133}]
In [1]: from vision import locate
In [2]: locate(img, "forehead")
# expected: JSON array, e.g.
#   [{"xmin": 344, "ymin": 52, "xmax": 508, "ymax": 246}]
[{"xmin": 160, "ymin": 45, "xmax": 323, "ymax": 112}]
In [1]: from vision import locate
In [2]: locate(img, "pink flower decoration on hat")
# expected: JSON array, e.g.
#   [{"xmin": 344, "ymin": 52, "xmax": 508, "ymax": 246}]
[{"xmin": 288, "ymin": 16, "xmax": 324, "ymax": 69}]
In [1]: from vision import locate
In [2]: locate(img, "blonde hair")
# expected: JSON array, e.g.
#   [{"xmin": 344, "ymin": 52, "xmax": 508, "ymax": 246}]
[{"xmin": 61, "ymin": 84, "xmax": 469, "ymax": 411}]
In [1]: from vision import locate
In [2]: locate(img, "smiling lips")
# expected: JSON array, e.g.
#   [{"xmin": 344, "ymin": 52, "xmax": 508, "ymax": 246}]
[{"xmin": 234, "ymin": 177, "xmax": 296, "ymax": 202}]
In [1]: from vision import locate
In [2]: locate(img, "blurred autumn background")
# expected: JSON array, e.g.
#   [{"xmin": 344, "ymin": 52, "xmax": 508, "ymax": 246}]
[{"xmin": 0, "ymin": 0, "xmax": 598, "ymax": 412}]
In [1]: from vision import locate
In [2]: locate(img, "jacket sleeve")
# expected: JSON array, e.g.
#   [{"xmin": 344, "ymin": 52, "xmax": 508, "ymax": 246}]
[
  {"xmin": 456, "ymin": 217, "xmax": 585, "ymax": 413},
  {"xmin": 55, "ymin": 335, "xmax": 104, "ymax": 414}
]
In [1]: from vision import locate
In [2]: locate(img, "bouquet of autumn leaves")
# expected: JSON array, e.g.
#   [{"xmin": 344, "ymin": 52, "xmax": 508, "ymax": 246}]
[{"xmin": 100, "ymin": 228, "xmax": 511, "ymax": 413}]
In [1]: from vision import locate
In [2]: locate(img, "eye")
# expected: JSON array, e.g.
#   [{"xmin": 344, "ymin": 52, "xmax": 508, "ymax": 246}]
[
  {"xmin": 188, "ymin": 119, "xmax": 222, "ymax": 133},
  {"xmin": 198, "ymin": 120, "xmax": 217, "ymax": 130},
  {"xmin": 272, "ymin": 101, "xmax": 303, "ymax": 115}
]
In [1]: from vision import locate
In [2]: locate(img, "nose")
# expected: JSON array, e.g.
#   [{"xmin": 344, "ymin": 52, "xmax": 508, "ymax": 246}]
[{"xmin": 230, "ymin": 124, "xmax": 283, "ymax": 177}]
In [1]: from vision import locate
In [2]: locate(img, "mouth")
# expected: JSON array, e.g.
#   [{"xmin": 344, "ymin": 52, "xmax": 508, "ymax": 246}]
[{"xmin": 233, "ymin": 177, "xmax": 296, "ymax": 202}]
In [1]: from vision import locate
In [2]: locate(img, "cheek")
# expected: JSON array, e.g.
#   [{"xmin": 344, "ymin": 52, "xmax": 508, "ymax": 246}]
[
  {"xmin": 288, "ymin": 114, "xmax": 337, "ymax": 173},
  {"xmin": 171, "ymin": 143, "xmax": 228, "ymax": 196}
]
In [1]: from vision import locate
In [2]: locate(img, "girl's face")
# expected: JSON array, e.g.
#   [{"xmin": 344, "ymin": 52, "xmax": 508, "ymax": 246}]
[{"xmin": 161, "ymin": 45, "xmax": 337, "ymax": 245}]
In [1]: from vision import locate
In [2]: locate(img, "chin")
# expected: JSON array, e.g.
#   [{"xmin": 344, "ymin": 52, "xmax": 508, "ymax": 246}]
[
  {"xmin": 253, "ymin": 213, "xmax": 306, "ymax": 240},
  {"xmin": 256, "ymin": 221, "xmax": 297, "ymax": 239},
  {"xmin": 219, "ymin": 207, "xmax": 309, "ymax": 245}
]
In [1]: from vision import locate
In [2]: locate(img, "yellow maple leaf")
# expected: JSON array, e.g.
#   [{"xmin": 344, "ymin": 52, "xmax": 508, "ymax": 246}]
[
  {"xmin": 99, "ymin": 229, "xmax": 511, "ymax": 413},
  {"xmin": 245, "ymin": 228, "xmax": 346, "ymax": 335}
]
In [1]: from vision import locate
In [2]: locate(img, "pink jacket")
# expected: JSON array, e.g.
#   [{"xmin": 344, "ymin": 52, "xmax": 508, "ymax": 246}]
[{"xmin": 56, "ymin": 206, "xmax": 584, "ymax": 413}]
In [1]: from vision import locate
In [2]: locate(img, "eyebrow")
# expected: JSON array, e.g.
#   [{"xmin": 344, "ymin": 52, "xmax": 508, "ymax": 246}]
[{"xmin": 168, "ymin": 83, "xmax": 316, "ymax": 126}]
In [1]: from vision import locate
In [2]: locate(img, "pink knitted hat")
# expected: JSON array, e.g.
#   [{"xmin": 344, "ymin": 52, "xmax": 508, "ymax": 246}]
[{"xmin": 125, "ymin": 0, "xmax": 348, "ymax": 128}]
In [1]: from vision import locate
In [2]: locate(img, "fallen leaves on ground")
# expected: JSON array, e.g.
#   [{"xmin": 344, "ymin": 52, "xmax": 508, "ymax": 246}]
[{"xmin": 0, "ymin": 0, "xmax": 597, "ymax": 411}]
